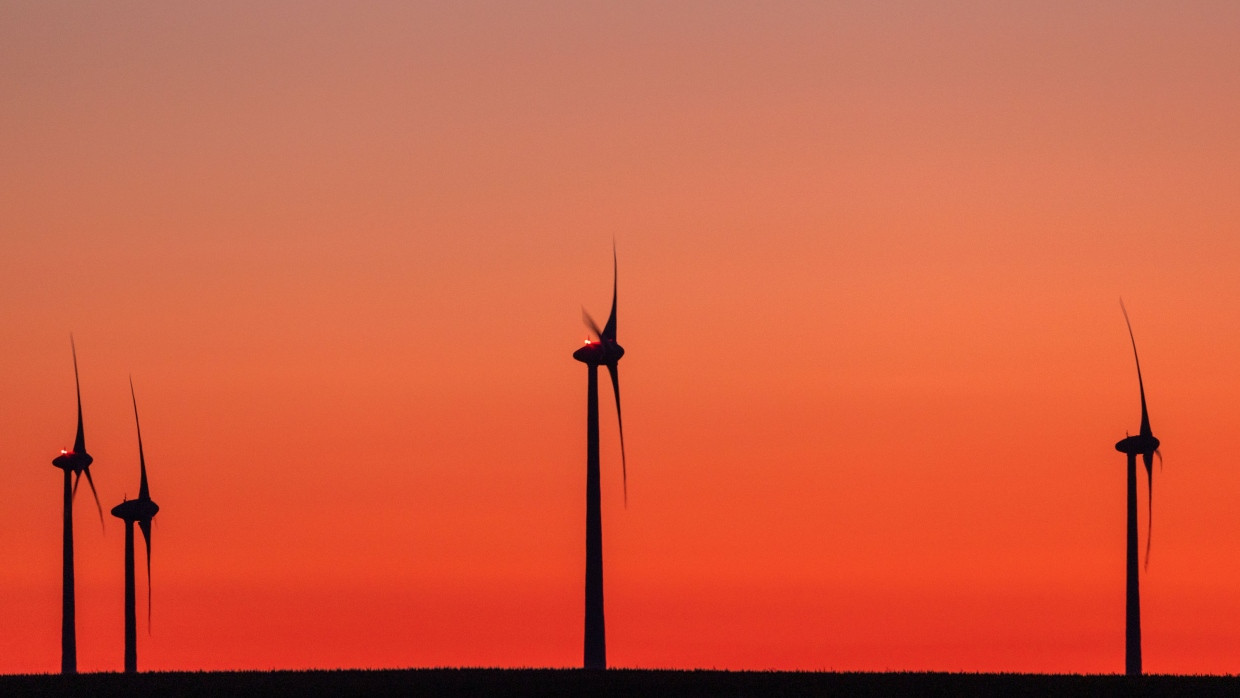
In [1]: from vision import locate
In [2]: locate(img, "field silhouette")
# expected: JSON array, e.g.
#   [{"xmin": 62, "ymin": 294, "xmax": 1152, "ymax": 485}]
[{"xmin": 1, "ymin": 669, "xmax": 1238, "ymax": 697}]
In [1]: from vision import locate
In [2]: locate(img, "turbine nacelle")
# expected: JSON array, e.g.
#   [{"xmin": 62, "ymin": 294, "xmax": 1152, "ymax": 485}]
[
  {"xmin": 1116, "ymin": 434, "xmax": 1160, "ymax": 457},
  {"xmin": 111, "ymin": 498, "xmax": 159, "ymax": 522},
  {"xmin": 53, "ymin": 450, "xmax": 93, "ymax": 472},
  {"xmin": 573, "ymin": 339, "xmax": 625, "ymax": 365}
]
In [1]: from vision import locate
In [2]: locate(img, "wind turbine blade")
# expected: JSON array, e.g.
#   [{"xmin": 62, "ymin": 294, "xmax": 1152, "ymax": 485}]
[
  {"xmin": 72, "ymin": 471, "xmax": 81, "ymax": 497},
  {"xmin": 601, "ymin": 247, "xmax": 617, "ymax": 342},
  {"xmin": 131, "ymin": 378, "xmax": 150, "ymax": 501},
  {"xmin": 82, "ymin": 467, "xmax": 104, "ymax": 530},
  {"xmin": 140, "ymin": 519, "xmax": 153, "ymax": 631},
  {"xmin": 1120, "ymin": 301, "xmax": 1152, "ymax": 438},
  {"xmin": 71, "ymin": 336, "xmax": 86, "ymax": 454},
  {"xmin": 582, "ymin": 309, "xmax": 604, "ymax": 340},
  {"xmin": 607, "ymin": 363, "xmax": 627, "ymax": 507},
  {"xmin": 1143, "ymin": 451, "xmax": 1154, "ymax": 570}
]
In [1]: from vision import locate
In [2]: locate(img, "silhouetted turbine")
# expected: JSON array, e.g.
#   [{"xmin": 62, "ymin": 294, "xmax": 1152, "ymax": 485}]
[
  {"xmin": 50, "ymin": 337, "xmax": 104, "ymax": 675},
  {"xmin": 1114, "ymin": 301, "xmax": 1162, "ymax": 677},
  {"xmin": 572, "ymin": 249, "xmax": 627, "ymax": 670},
  {"xmin": 111, "ymin": 378, "xmax": 160, "ymax": 674}
]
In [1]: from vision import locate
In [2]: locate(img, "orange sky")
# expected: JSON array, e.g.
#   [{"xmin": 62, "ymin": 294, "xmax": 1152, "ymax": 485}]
[{"xmin": 3, "ymin": 1, "xmax": 1240, "ymax": 675}]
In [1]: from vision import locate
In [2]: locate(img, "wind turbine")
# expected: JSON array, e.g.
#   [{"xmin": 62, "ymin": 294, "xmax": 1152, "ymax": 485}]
[
  {"xmin": 1113, "ymin": 301, "xmax": 1161, "ymax": 676},
  {"xmin": 572, "ymin": 249, "xmax": 627, "ymax": 670},
  {"xmin": 50, "ymin": 337, "xmax": 104, "ymax": 675},
  {"xmin": 111, "ymin": 378, "xmax": 160, "ymax": 673}
]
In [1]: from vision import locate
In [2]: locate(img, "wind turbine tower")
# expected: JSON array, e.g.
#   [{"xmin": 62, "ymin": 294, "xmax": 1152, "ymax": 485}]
[
  {"xmin": 111, "ymin": 379, "xmax": 160, "ymax": 673},
  {"xmin": 50, "ymin": 338, "xmax": 104, "ymax": 675},
  {"xmin": 572, "ymin": 250, "xmax": 628, "ymax": 670},
  {"xmin": 1114, "ymin": 302, "xmax": 1162, "ymax": 676}
]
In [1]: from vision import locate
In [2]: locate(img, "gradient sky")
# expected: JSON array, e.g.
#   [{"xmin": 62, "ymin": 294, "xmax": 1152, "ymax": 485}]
[{"xmin": 3, "ymin": 1, "xmax": 1240, "ymax": 675}]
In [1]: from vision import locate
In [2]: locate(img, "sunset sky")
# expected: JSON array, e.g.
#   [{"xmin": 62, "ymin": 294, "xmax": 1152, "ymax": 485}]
[{"xmin": 3, "ymin": 1, "xmax": 1240, "ymax": 675}]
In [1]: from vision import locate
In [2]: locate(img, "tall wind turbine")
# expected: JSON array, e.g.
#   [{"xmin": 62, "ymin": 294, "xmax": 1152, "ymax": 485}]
[
  {"xmin": 111, "ymin": 379, "xmax": 160, "ymax": 673},
  {"xmin": 1113, "ymin": 302, "xmax": 1162, "ymax": 676},
  {"xmin": 50, "ymin": 337, "xmax": 104, "ymax": 675},
  {"xmin": 572, "ymin": 249, "xmax": 627, "ymax": 670}
]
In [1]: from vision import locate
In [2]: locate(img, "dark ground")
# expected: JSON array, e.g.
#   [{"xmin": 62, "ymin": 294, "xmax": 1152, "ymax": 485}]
[{"xmin": 1, "ymin": 668, "xmax": 1238, "ymax": 697}]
